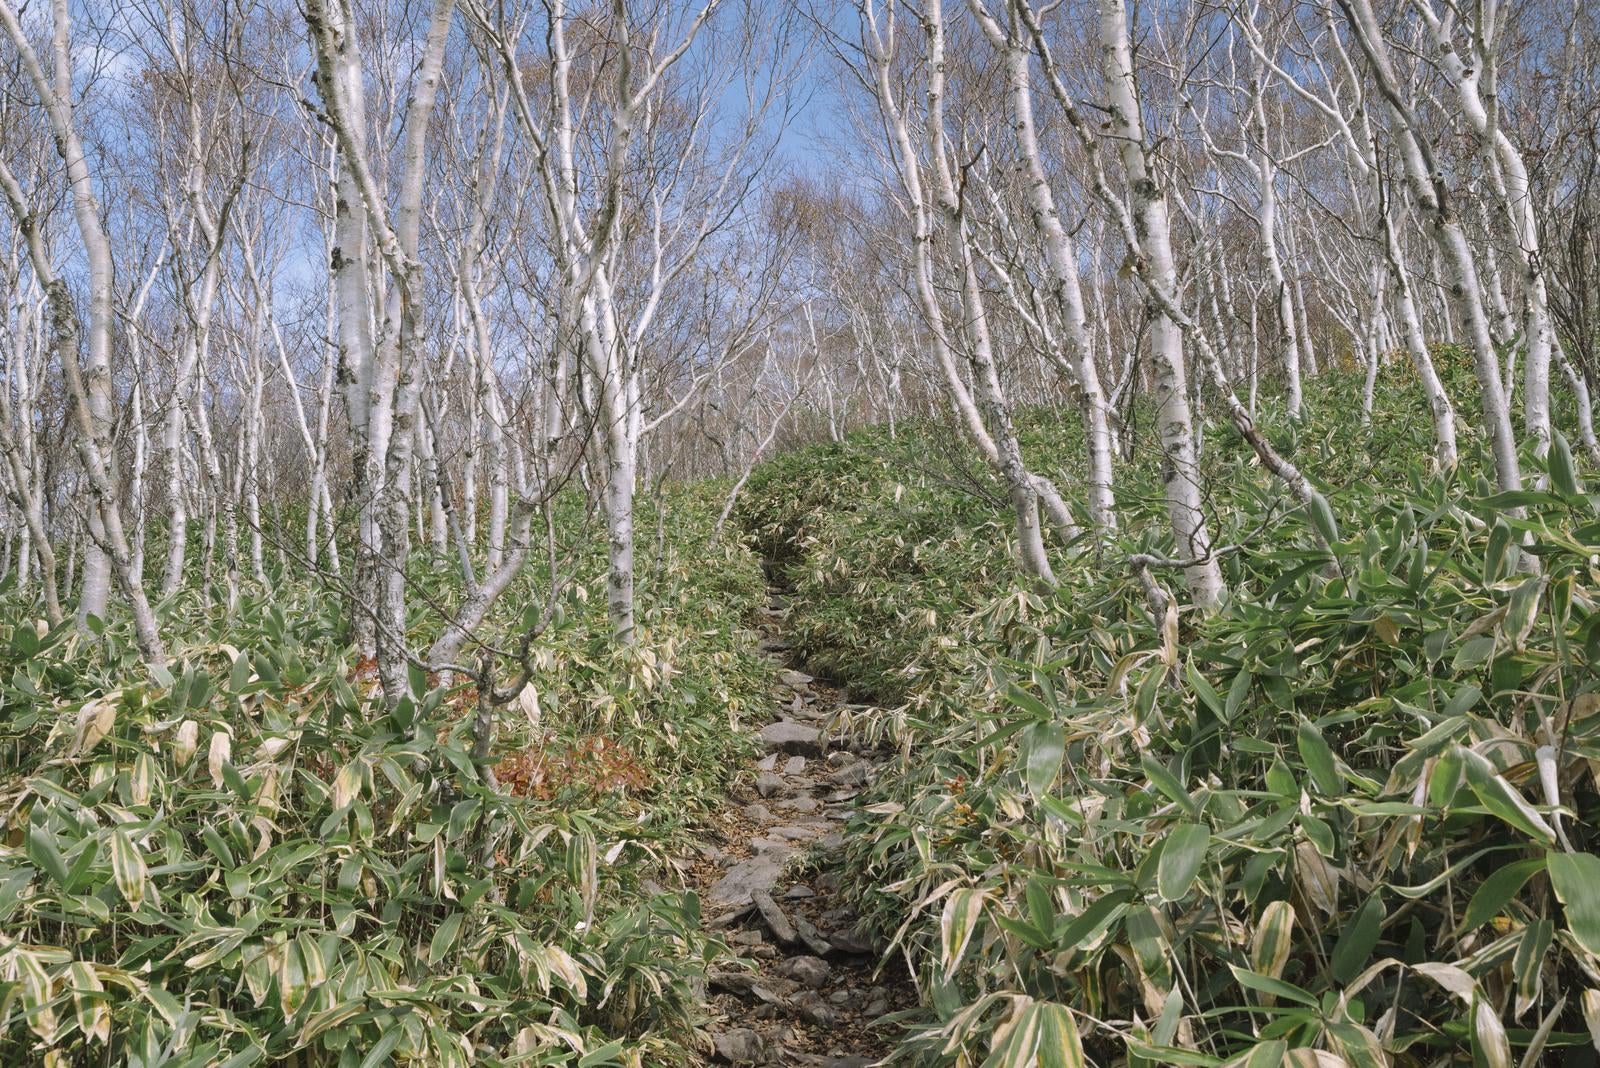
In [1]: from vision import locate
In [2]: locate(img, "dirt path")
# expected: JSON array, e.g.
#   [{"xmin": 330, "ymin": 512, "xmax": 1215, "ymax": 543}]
[{"xmin": 688, "ymin": 588, "xmax": 915, "ymax": 1067}]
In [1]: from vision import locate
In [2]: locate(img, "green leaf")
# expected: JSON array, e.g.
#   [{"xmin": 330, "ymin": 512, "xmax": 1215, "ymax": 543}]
[
  {"xmin": 1513, "ymin": 918, "xmax": 1552, "ymax": 1015},
  {"xmin": 109, "ymin": 829, "xmax": 148, "ymax": 910},
  {"xmin": 1308, "ymin": 490, "xmax": 1341, "ymax": 545},
  {"xmin": 1502, "ymin": 576, "xmax": 1543, "ymax": 649},
  {"xmin": 1229, "ymin": 964, "xmax": 1318, "ymax": 1008},
  {"xmin": 26, "ymin": 823, "xmax": 70, "ymax": 887},
  {"xmin": 1547, "ymin": 851, "xmax": 1600, "ymax": 956},
  {"xmin": 1458, "ymin": 747, "xmax": 1557, "ymax": 844},
  {"xmin": 359, "ymin": 1026, "xmax": 405, "ymax": 1068},
  {"xmin": 1032, "ymin": 1001, "xmax": 1087, "ymax": 1068},
  {"xmin": 1331, "ymin": 895, "xmax": 1384, "ymax": 984},
  {"xmin": 1022, "ymin": 722, "xmax": 1065, "ymax": 799},
  {"xmin": 1142, "ymin": 753, "xmax": 1199, "ymax": 816},
  {"xmin": 1157, "ymin": 822, "xmax": 1211, "ymax": 902},
  {"xmin": 429, "ymin": 912, "xmax": 463, "ymax": 965},
  {"xmin": 1055, "ymin": 888, "xmax": 1134, "ymax": 951},
  {"xmin": 1550, "ymin": 431, "xmax": 1580, "ymax": 496},
  {"xmin": 578, "ymin": 1041, "xmax": 627, "ymax": 1067},
  {"xmin": 1226, "ymin": 670, "xmax": 1253, "ymax": 721},
  {"xmin": 1461, "ymin": 856, "xmax": 1545, "ymax": 932},
  {"xmin": 1250, "ymin": 900, "xmax": 1295, "ymax": 983},
  {"xmin": 940, "ymin": 888, "xmax": 988, "ymax": 981},
  {"xmin": 1187, "ymin": 661, "xmax": 1223, "ymax": 719},
  {"xmin": 1485, "ymin": 518, "xmax": 1512, "ymax": 584},
  {"xmin": 1296, "ymin": 718, "xmax": 1341, "ymax": 795}
]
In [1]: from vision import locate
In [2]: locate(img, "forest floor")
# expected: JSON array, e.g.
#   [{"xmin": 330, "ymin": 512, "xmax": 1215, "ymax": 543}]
[{"xmin": 688, "ymin": 580, "xmax": 916, "ymax": 1066}]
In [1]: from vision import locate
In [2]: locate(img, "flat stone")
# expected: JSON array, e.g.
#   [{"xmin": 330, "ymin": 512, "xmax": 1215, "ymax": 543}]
[
  {"xmin": 778, "ymin": 796, "xmax": 820, "ymax": 814},
  {"xmin": 759, "ymin": 720, "xmax": 822, "ymax": 757},
  {"xmin": 782, "ymin": 755, "xmax": 808, "ymax": 775},
  {"xmin": 793, "ymin": 915, "xmax": 833, "ymax": 956},
  {"xmin": 756, "ymin": 772, "xmax": 787, "ymax": 798},
  {"xmin": 743, "ymin": 802, "xmax": 775, "ymax": 822},
  {"xmin": 709, "ymin": 856, "xmax": 786, "ymax": 906},
  {"xmin": 784, "ymin": 883, "xmax": 816, "ymax": 899},
  {"xmin": 708, "ymin": 969, "xmax": 759, "ymax": 994},
  {"xmin": 780, "ymin": 668, "xmax": 814, "ymax": 689},
  {"xmin": 759, "ymin": 636, "xmax": 791, "ymax": 652},
  {"xmin": 750, "ymin": 838, "xmax": 799, "ymax": 860},
  {"xmin": 775, "ymin": 954, "xmax": 830, "ymax": 988},
  {"xmin": 825, "ymin": 926, "xmax": 876, "ymax": 956},
  {"xmin": 751, "ymin": 889, "xmax": 797, "ymax": 944},
  {"xmin": 822, "ymin": 1058, "xmax": 873, "ymax": 1068},
  {"xmin": 713, "ymin": 1027, "xmax": 766, "ymax": 1064},
  {"xmin": 828, "ymin": 762, "xmax": 871, "ymax": 787},
  {"xmin": 757, "ymin": 754, "xmax": 779, "ymax": 772},
  {"xmin": 750, "ymin": 983, "xmax": 789, "ymax": 1006},
  {"xmin": 790, "ymin": 990, "xmax": 838, "ymax": 1026},
  {"xmin": 767, "ymin": 825, "xmax": 820, "ymax": 841}
]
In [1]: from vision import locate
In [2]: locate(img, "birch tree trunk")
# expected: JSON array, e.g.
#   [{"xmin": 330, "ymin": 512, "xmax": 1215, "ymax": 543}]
[
  {"xmin": 1092, "ymin": 0, "xmax": 1224, "ymax": 606},
  {"xmin": 1338, "ymin": 0, "xmax": 1521, "ymax": 495},
  {"xmin": 0, "ymin": 0, "xmax": 165, "ymax": 662}
]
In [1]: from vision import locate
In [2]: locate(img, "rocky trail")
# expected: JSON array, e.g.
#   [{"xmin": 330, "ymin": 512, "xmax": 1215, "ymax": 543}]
[{"xmin": 688, "ymin": 588, "xmax": 915, "ymax": 1066}]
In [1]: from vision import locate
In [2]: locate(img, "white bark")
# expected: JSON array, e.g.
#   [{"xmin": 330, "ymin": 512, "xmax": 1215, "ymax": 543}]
[{"xmin": 0, "ymin": 0, "xmax": 164, "ymax": 662}]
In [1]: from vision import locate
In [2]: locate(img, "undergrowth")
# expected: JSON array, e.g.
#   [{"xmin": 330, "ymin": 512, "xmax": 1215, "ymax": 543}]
[
  {"xmin": 740, "ymin": 352, "xmax": 1600, "ymax": 1065},
  {"xmin": 0, "ymin": 484, "xmax": 769, "ymax": 1065}
]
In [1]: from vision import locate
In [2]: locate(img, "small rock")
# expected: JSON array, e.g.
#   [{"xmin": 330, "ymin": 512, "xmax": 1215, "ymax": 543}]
[
  {"xmin": 828, "ymin": 762, "xmax": 871, "ymax": 787},
  {"xmin": 759, "ymin": 720, "xmax": 823, "ymax": 757},
  {"xmin": 709, "ymin": 856, "xmax": 787, "ymax": 906},
  {"xmin": 750, "ymin": 837, "xmax": 798, "ymax": 858},
  {"xmin": 713, "ymin": 1027, "xmax": 766, "ymax": 1064},
  {"xmin": 827, "ymin": 988, "xmax": 852, "ymax": 1005},
  {"xmin": 709, "ymin": 969, "xmax": 757, "ymax": 994},
  {"xmin": 863, "ymin": 987, "xmax": 891, "ymax": 1015},
  {"xmin": 825, "ymin": 751, "xmax": 857, "ymax": 768},
  {"xmin": 778, "ymin": 796, "xmax": 820, "ymax": 814},
  {"xmin": 822, "ymin": 1058, "xmax": 873, "ymax": 1068},
  {"xmin": 780, "ymin": 668, "xmax": 814, "ymax": 689},
  {"xmin": 752, "ymin": 888, "xmax": 798, "ymax": 944},
  {"xmin": 794, "ymin": 915, "xmax": 833, "ymax": 956},
  {"xmin": 776, "ymin": 955, "xmax": 830, "ymax": 988},
  {"xmin": 743, "ymin": 802, "xmax": 775, "ymax": 822},
  {"xmin": 759, "ymin": 636, "xmax": 791, "ymax": 652},
  {"xmin": 751, "ymin": 983, "xmax": 789, "ymax": 1006},
  {"xmin": 767, "ymin": 825, "xmax": 820, "ymax": 841},
  {"xmin": 757, "ymin": 754, "xmax": 779, "ymax": 772},
  {"xmin": 728, "ymin": 929, "xmax": 764, "ymax": 946},
  {"xmin": 783, "ymin": 755, "xmax": 808, "ymax": 775},
  {"xmin": 790, "ymin": 990, "xmax": 839, "ymax": 1026},
  {"xmin": 825, "ymin": 926, "xmax": 876, "ymax": 956},
  {"xmin": 784, "ymin": 883, "xmax": 816, "ymax": 899},
  {"xmin": 756, "ymin": 772, "xmax": 787, "ymax": 798}
]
